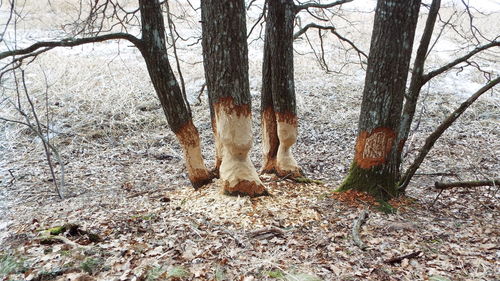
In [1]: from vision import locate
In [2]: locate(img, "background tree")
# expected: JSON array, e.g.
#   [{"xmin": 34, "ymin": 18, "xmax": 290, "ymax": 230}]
[
  {"xmin": 260, "ymin": 0, "xmax": 301, "ymax": 178},
  {"xmin": 201, "ymin": 0, "xmax": 267, "ymax": 197}
]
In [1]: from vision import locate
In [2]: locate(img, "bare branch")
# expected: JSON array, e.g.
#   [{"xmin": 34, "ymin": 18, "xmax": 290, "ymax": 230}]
[
  {"xmin": 0, "ymin": 33, "xmax": 142, "ymax": 60},
  {"xmin": 0, "ymin": 0, "xmax": 15, "ymax": 43},
  {"xmin": 295, "ymin": 0, "xmax": 353, "ymax": 12},
  {"xmin": 293, "ymin": 23, "xmax": 368, "ymax": 59},
  {"xmin": 399, "ymin": 76, "xmax": 500, "ymax": 190},
  {"xmin": 385, "ymin": 251, "xmax": 422, "ymax": 264},
  {"xmin": 352, "ymin": 209, "xmax": 369, "ymax": 250},
  {"xmin": 247, "ymin": 1, "xmax": 267, "ymax": 40},
  {"xmin": 398, "ymin": 0, "xmax": 441, "ymax": 150},
  {"xmin": 422, "ymin": 40, "xmax": 500, "ymax": 84},
  {"xmin": 435, "ymin": 179, "xmax": 500, "ymax": 189}
]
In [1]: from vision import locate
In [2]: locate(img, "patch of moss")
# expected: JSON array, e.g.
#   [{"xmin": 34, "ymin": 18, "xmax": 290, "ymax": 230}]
[
  {"xmin": 337, "ymin": 162, "xmax": 399, "ymax": 200},
  {"xmin": 80, "ymin": 258, "xmax": 101, "ymax": 274},
  {"xmin": 47, "ymin": 226, "xmax": 66, "ymax": 235},
  {"xmin": 0, "ymin": 254, "xmax": 27, "ymax": 277},
  {"xmin": 168, "ymin": 266, "xmax": 189, "ymax": 278},
  {"xmin": 264, "ymin": 269, "xmax": 285, "ymax": 279},
  {"xmin": 146, "ymin": 266, "xmax": 167, "ymax": 281},
  {"xmin": 215, "ymin": 267, "xmax": 226, "ymax": 281},
  {"xmin": 376, "ymin": 200, "xmax": 396, "ymax": 214}
]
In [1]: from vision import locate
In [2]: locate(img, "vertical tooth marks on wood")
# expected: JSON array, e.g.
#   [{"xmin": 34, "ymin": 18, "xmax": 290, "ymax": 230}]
[
  {"xmin": 261, "ymin": 107, "xmax": 279, "ymax": 173},
  {"xmin": 175, "ymin": 121, "xmax": 212, "ymax": 188},
  {"xmin": 355, "ymin": 127, "xmax": 396, "ymax": 169},
  {"xmin": 201, "ymin": 0, "xmax": 267, "ymax": 197}
]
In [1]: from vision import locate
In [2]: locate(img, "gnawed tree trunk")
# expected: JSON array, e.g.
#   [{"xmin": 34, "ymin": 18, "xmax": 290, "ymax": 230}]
[
  {"xmin": 138, "ymin": 0, "xmax": 211, "ymax": 188},
  {"xmin": 339, "ymin": 0, "xmax": 421, "ymax": 199},
  {"xmin": 261, "ymin": 0, "xmax": 302, "ymax": 178},
  {"xmin": 201, "ymin": 0, "xmax": 267, "ymax": 197}
]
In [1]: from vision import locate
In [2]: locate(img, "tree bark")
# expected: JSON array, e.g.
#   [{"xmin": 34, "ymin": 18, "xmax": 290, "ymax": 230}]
[
  {"xmin": 261, "ymin": 0, "xmax": 302, "ymax": 177},
  {"xmin": 339, "ymin": 0, "xmax": 421, "ymax": 199},
  {"xmin": 138, "ymin": 0, "xmax": 211, "ymax": 188},
  {"xmin": 201, "ymin": 0, "xmax": 267, "ymax": 197},
  {"xmin": 398, "ymin": 0, "xmax": 441, "ymax": 157}
]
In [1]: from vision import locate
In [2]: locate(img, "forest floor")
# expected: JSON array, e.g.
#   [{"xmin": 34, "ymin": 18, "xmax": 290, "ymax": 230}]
[
  {"xmin": 1, "ymin": 2, "xmax": 499, "ymax": 280},
  {"xmin": 0, "ymin": 51, "xmax": 498, "ymax": 280}
]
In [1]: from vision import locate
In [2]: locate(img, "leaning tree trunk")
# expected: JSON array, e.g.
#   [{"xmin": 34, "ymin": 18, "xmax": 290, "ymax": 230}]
[
  {"xmin": 201, "ymin": 0, "xmax": 267, "ymax": 197},
  {"xmin": 398, "ymin": 0, "xmax": 441, "ymax": 163},
  {"xmin": 138, "ymin": 0, "xmax": 211, "ymax": 188},
  {"xmin": 339, "ymin": 0, "xmax": 421, "ymax": 199},
  {"xmin": 261, "ymin": 0, "xmax": 302, "ymax": 178}
]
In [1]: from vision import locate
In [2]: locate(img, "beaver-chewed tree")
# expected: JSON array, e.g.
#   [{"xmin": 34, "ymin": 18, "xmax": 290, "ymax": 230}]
[
  {"xmin": 260, "ymin": 0, "xmax": 354, "ymax": 178},
  {"xmin": 260, "ymin": 0, "xmax": 302, "ymax": 178},
  {"xmin": 201, "ymin": 0, "xmax": 268, "ymax": 197},
  {"xmin": 339, "ymin": 0, "xmax": 421, "ymax": 199},
  {"xmin": 137, "ymin": 0, "xmax": 212, "ymax": 188},
  {"xmin": 339, "ymin": 0, "xmax": 499, "ymax": 199}
]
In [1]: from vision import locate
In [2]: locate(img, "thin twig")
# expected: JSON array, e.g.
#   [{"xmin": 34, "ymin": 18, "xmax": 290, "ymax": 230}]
[
  {"xmin": 384, "ymin": 251, "xmax": 422, "ymax": 264},
  {"xmin": 248, "ymin": 226, "xmax": 285, "ymax": 239}
]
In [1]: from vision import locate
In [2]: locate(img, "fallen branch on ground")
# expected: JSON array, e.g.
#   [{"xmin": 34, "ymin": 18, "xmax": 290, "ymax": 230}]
[
  {"xmin": 249, "ymin": 226, "xmax": 286, "ymax": 239},
  {"xmin": 352, "ymin": 209, "xmax": 369, "ymax": 250},
  {"xmin": 385, "ymin": 251, "xmax": 422, "ymax": 264},
  {"xmin": 39, "ymin": 235, "xmax": 90, "ymax": 249},
  {"xmin": 435, "ymin": 179, "xmax": 499, "ymax": 189}
]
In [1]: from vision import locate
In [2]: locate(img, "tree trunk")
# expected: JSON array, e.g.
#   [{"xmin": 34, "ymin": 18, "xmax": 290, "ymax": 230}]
[
  {"xmin": 398, "ymin": 0, "xmax": 441, "ymax": 158},
  {"xmin": 339, "ymin": 0, "xmax": 421, "ymax": 199},
  {"xmin": 201, "ymin": 0, "xmax": 267, "ymax": 197},
  {"xmin": 138, "ymin": 0, "xmax": 211, "ymax": 188},
  {"xmin": 261, "ymin": 0, "xmax": 302, "ymax": 177}
]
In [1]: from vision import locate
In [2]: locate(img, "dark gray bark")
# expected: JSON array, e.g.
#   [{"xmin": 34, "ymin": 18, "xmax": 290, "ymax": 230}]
[
  {"xmin": 357, "ymin": 0, "xmax": 421, "ymax": 135},
  {"xmin": 260, "ymin": 0, "xmax": 304, "ymax": 177},
  {"xmin": 398, "ymin": 0, "xmax": 441, "ymax": 154},
  {"xmin": 263, "ymin": 0, "xmax": 296, "ymax": 115},
  {"xmin": 201, "ymin": 0, "xmax": 250, "ymax": 107},
  {"xmin": 340, "ymin": 0, "xmax": 421, "ymax": 199},
  {"xmin": 138, "ymin": 0, "xmax": 191, "ymax": 133}
]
